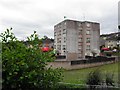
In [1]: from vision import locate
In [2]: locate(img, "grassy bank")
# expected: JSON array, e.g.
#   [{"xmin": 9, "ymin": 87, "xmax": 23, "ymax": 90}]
[{"xmin": 62, "ymin": 62, "xmax": 119, "ymax": 84}]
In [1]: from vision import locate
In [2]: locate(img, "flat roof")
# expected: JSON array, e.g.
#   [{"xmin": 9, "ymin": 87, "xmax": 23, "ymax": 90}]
[{"xmin": 54, "ymin": 19, "xmax": 100, "ymax": 27}]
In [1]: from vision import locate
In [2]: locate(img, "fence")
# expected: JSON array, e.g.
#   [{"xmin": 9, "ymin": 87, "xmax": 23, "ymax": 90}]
[
  {"xmin": 71, "ymin": 56, "xmax": 116, "ymax": 65},
  {"xmin": 56, "ymin": 55, "xmax": 66, "ymax": 59}
]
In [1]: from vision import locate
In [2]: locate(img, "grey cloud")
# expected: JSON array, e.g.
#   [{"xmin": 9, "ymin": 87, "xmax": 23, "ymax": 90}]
[
  {"xmin": 0, "ymin": 0, "xmax": 119, "ymax": 40},
  {"xmin": 2, "ymin": 19, "xmax": 41, "ymax": 28},
  {"xmin": 118, "ymin": 1, "xmax": 120, "ymax": 26}
]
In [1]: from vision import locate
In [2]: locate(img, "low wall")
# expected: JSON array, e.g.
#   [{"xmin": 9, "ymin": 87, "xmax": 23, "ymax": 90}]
[
  {"xmin": 47, "ymin": 57, "xmax": 117, "ymax": 70},
  {"xmin": 47, "ymin": 61, "xmax": 71, "ymax": 69}
]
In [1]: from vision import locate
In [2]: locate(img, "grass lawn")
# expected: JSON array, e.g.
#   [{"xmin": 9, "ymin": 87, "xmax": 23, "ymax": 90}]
[{"xmin": 62, "ymin": 62, "xmax": 119, "ymax": 84}]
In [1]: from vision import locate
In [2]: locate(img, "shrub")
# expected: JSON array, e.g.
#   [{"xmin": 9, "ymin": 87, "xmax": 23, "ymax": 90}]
[
  {"xmin": 1, "ymin": 28, "xmax": 63, "ymax": 89},
  {"xmin": 105, "ymin": 73, "xmax": 115, "ymax": 86},
  {"xmin": 86, "ymin": 69, "xmax": 102, "ymax": 89}
]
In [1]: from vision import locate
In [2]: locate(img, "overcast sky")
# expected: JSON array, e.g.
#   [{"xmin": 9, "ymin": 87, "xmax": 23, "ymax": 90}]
[{"xmin": 0, "ymin": 0, "xmax": 119, "ymax": 40}]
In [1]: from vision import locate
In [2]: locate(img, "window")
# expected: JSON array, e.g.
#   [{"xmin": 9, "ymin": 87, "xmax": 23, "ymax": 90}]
[
  {"xmin": 58, "ymin": 30, "xmax": 61, "ymax": 36},
  {"xmin": 63, "ymin": 29, "xmax": 66, "ymax": 32},
  {"xmin": 57, "ymin": 38, "xmax": 61, "ymax": 43},
  {"xmin": 58, "ymin": 25, "xmax": 60, "ymax": 28},
  {"xmin": 59, "ymin": 41, "xmax": 61, "ymax": 43},
  {"xmin": 64, "ymin": 22, "xmax": 66, "ymax": 25},
  {"xmin": 78, "ymin": 45, "xmax": 82, "ymax": 50},
  {"xmin": 54, "ymin": 45, "xmax": 56, "ymax": 49},
  {"xmin": 63, "ymin": 29, "xmax": 66, "ymax": 34},
  {"xmin": 78, "ymin": 49, "xmax": 82, "ymax": 51},
  {"xmin": 86, "ymin": 45, "xmax": 90, "ymax": 50},
  {"xmin": 57, "ymin": 45, "xmax": 61, "ymax": 50},
  {"xmin": 86, "ymin": 38, "xmax": 90, "ymax": 43},
  {"xmin": 54, "ymin": 32, "xmax": 56, "ymax": 36},
  {"xmin": 78, "ymin": 23, "xmax": 82, "ymax": 27},
  {"xmin": 63, "ymin": 45, "xmax": 66, "ymax": 50},
  {"xmin": 86, "ymin": 23, "xmax": 90, "ymax": 27},
  {"xmin": 58, "ymin": 23, "xmax": 62, "ymax": 28},
  {"xmin": 78, "ymin": 38, "xmax": 82, "ymax": 42},
  {"xmin": 78, "ymin": 47, "xmax": 82, "ymax": 50},
  {"xmin": 64, "ymin": 37, "xmax": 66, "ymax": 43},
  {"xmin": 86, "ymin": 30, "xmax": 90, "ymax": 35},
  {"xmin": 78, "ymin": 30, "xmax": 82, "ymax": 34}
]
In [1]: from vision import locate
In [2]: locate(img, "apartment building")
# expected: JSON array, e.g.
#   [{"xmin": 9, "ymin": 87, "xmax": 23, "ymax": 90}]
[
  {"xmin": 100, "ymin": 32, "xmax": 120, "ymax": 48},
  {"xmin": 54, "ymin": 19, "xmax": 100, "ymax": 61}
]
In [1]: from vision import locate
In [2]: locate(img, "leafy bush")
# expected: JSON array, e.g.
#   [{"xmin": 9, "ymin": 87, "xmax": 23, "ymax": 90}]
[
  {"xmin": 86, "ymin": 69, "xmax": 117, "ymax": 89},
  {"xmin": 86, "ymin": 69, "xmax": 102, "ymax": 89},
  {"xmin": 1, "ymin": 28, "xmax": 63, "ymax": 89},
  {"xmin": 105, "ymin": 73, "xmax": 115, "ymax": 86}
]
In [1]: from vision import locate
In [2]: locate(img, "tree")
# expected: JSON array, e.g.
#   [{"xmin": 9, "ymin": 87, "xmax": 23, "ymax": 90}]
[{"xmin": 1, "ymin": 28, "xmax": 63, "ymax": 89}]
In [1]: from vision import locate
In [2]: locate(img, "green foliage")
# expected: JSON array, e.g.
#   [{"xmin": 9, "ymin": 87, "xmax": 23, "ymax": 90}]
[
  {"xmin": 86, "ymin": 69, "xmax": 102, "ymax": 89},
  {"xmin": 1, "ymin": 28, "xmax": 63, "ymax": 89},
  {"xmin": 86, "ymin": 69, "xmax": 102, "ymax": 85},
  {"xmin": 85, "ymin": 69, "xmax": 116, "ymax": 89},
  {"xmin": 105, "ymin": 73, "xmax": 115, "ymax": 86}
]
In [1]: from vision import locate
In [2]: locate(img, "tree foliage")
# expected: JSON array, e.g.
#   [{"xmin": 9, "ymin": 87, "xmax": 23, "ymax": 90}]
[{"xmin": 1, "ymin": 28, "xmax": 63, "ymax": 89}]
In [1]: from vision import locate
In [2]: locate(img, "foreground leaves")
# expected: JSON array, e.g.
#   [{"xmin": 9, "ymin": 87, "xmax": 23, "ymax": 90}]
[{"xmin": 1, "ymin": 28, "xmax": 63, "ymax": 89}]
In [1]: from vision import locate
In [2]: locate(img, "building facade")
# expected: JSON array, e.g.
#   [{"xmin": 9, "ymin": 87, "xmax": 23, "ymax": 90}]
[
  {"xmin": 100, "ymin": 32, "xmax": 120, "ymax": 49},
  {"xmin": 54, "ymin": 19, "xmax": 100, "ymax": 61},
  {"xmin": 105, "ymin": 40, "xmax": 118, "ymax": 48}
]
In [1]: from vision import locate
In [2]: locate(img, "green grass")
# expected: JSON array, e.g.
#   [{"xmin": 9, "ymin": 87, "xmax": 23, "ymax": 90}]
[{"xmin": 62, "ymin": 62, "xmax": 119, "ymax": 84}]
